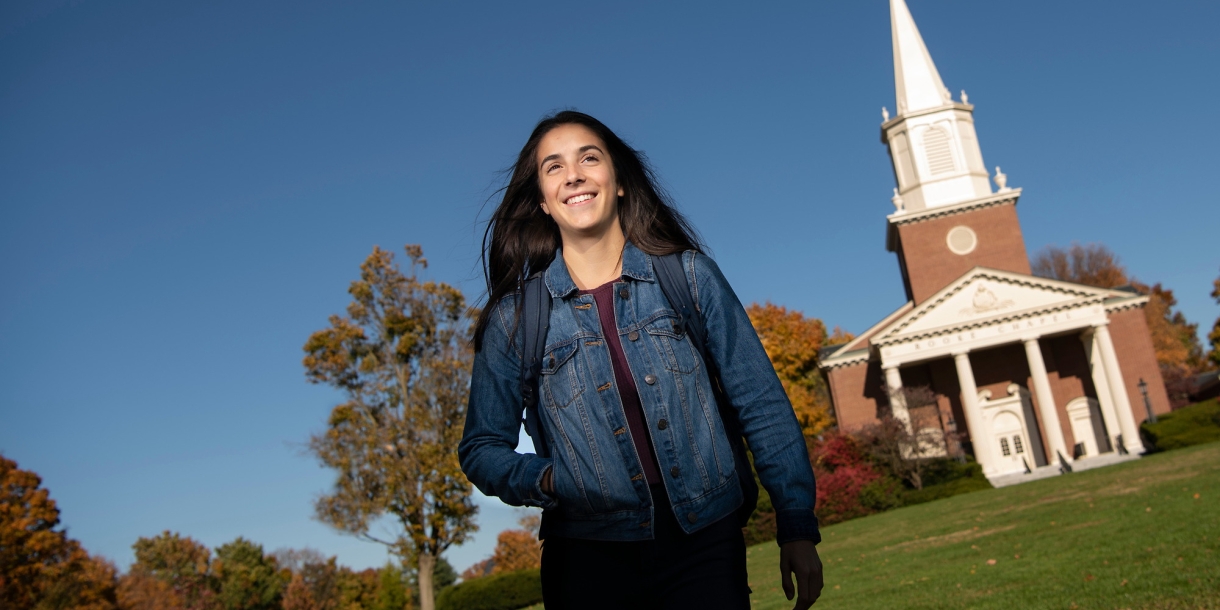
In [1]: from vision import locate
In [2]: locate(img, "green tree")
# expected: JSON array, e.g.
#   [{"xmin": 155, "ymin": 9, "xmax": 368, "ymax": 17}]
[
  {"xmin": 406, "ymin": 557, "xmax": 455, "ymax": 607},
  {"xmin": 213, "ymin": 538, "xmax": 284, "ymax": 610},
  {"xmin": 372, "ymin": 564, "xmax": 407, "ymax": 610},
  {"xmin": 303, "ymin": 245, "xmax": 478, "ymax": 610}
]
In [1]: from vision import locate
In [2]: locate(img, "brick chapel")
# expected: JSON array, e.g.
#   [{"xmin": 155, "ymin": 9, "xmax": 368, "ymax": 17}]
[{"xmin": 818, "ymin": 0, "xmax": 1171, "ymax": 486}]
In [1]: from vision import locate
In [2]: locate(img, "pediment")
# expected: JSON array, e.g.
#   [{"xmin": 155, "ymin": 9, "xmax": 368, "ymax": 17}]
[{"xmin": 877, "ymin": 268, "xmax": 1119, "ymax": 341}]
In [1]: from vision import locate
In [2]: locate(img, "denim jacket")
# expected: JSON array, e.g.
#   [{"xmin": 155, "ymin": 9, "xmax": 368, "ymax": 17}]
[{"xmin": 459, "ymin": 242, "xmax": 819, "ymax": 545}]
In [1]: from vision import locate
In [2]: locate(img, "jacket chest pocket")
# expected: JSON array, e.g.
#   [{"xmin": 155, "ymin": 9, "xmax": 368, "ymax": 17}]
[
  {"xmin": 645, "ymin": 315, "xmax": 699, "ymax": 374},
  {"xmin": 541, "ymin": 340, "xmax": 584, "ymax": 408}
]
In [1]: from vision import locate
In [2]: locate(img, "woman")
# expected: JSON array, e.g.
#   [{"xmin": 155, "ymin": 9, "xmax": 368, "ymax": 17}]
[{"xmin": 459, "ymin": 111, "xmax": 823, "ymax": 610}]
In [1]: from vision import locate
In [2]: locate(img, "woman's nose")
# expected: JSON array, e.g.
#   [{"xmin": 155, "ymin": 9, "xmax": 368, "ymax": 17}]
[{"xmin": 564, "ymin": 164, "xmax": 584, "ymax": 184}]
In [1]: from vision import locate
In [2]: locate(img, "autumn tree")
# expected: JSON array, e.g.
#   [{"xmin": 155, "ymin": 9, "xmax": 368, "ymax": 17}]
[
  {"xmin": 746, "ymin": 302, "xmax": 847, "ymax": 438},
  {"xmin": 1032, "ymin": 242, "xmax": 1207, "ymax": 404},
  {"xmin": 117, "ymin": 572, "xmax": 179, "ymax": 610},
  {"xmin": 276, "ymin": 553, "xmax": 389, "ymax": 610},
  {"xmin": 1030, "ymin": 241, "xmax": 1129, "ymax": 289},
  {"xmin": 126, "ymin": 531, "xmax": 217, "ymax": 610},
  {"xmin": 1, "ymin": 454, "xmax": 118, "ymax": 610},
  {"xmin": 484, "ymin": 515, "xmax": 543, "ymax": 576},
  {"xmin": 1209, "ymin": 272, "xmax": 1220, "ymax": 368},
  {"xmin": 303, "ymin": 245, "xmax": 478, "ymax": 610}
]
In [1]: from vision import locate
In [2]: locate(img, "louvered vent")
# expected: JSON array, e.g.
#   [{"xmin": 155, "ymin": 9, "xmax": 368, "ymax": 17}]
[{"xmin": 922, "ymin": 127, "xmax": 956, "ymax": 175}]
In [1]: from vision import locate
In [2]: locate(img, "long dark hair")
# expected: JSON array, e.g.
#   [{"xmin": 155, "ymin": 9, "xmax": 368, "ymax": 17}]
[{"xmin": 474, "ymin": 110, "xmax": 704, "ymax": 349}]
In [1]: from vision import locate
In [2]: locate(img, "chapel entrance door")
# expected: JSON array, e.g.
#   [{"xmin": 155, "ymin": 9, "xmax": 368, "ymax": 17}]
[{"xmin": 991, "ymin": 410, "xmax": 1033, "ymax": 475}]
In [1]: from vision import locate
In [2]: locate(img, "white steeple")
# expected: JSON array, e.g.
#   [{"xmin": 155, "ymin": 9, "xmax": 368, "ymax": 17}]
[
  {"xmin": 882, "ymin": 0, "xmax": 994, "ymax": 213},
  {"xmin": 891, "ymin": 0, "xmax": 950, "ymax": 114}
]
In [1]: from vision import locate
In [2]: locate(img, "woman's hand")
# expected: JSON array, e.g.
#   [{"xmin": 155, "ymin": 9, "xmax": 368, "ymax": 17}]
[
  {"xmin": 779, "ymin": 540, "xmax": 824, "ymax": 609},
  {"xmin": 541, "ymin": 466, "xmax": 555, "ymax": 495}
]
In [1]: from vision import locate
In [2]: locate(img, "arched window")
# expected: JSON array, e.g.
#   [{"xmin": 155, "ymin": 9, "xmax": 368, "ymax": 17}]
[
  {"xmin": 999, "ymin": 437, "xmax": 1011, "ymax": 456},
  {"xmin": 922, "ymin": 126, "xmax": 956, "ymax": 175},
  {"xmin": 1013, "ymin": 435, "xmax": 1024, "ymax": 454}
]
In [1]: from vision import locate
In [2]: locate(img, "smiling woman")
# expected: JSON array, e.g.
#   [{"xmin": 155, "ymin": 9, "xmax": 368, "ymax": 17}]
[
  {"xmin": 459, "ymin": 111, "xmax": 826, "ymax": 610},
  {"xmin": 536, "ymin": 125, "xmax": 626, "ymax": 259}
]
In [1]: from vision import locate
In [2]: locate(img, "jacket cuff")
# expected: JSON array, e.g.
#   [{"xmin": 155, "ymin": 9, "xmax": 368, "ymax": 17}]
[
  {"xmin": 775, "ymin": 508, "xmax": 821, "ymax": 546},
  {"xmin": 526, "ymin": 461, "xmax": 559, "ymax": 510}
]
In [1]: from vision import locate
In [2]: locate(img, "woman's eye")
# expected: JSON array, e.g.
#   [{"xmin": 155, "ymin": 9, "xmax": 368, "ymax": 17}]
[{"xmin": 582, "ymin": 155, "xmax": 598, "ymax": 163}]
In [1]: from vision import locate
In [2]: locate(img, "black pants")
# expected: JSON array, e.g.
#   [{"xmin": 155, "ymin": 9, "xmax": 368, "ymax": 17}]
[{"xmin": 540, "ymin": 485, "xmax": 750, "ymax": 610}]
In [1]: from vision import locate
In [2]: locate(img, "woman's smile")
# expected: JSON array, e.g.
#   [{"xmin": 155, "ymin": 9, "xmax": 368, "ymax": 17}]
[{"xmin": 565, "ymin": 192, "xmax": 596, "ymax": 205}]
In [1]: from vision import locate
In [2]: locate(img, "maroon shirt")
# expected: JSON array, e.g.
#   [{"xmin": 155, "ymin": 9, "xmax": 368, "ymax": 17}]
[{"xmin": 580, "ymin": 280, "xmax": 663, "ymax": 484}]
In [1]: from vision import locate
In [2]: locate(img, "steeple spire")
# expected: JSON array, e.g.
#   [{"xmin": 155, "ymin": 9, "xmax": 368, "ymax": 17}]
[
  {"xmin": 881, "ymin": 0, "xmax": 996, "ymax": 214},
  {"xmin": 891, "ymin": 0, "xmax": 950, "ymax": 115}
]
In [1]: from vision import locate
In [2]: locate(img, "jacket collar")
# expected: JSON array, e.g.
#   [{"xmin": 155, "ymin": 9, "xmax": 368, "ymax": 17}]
[{"xmin": 544, "ymin": 241, "xmax": 655, "ymax": 299}]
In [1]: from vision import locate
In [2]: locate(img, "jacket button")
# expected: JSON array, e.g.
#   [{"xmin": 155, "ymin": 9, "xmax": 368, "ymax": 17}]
[
  {"xmin": 657, "ymin": 419, "xmax": 668, "ymax": 430},
  {"xmin": 645, "ymin": 374, "xmax": 657, "ymax": 385},
  {"xmin": 687, "ymin": 512, "xmax": 698, "ymax": 524},
  {"xmin": 628, "ymin": 331, "xmax": 640, "ymax": 341},
  {"xmin": 619, "ymin": 288, "xmax": 630, "ymax": 299},
  {"xmin": 670, "ymin": 466, "xmax": 680, "ymax": 477}
]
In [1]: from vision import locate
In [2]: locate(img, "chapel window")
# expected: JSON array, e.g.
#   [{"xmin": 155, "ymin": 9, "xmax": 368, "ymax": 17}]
[
  {"xmin": 999, "ymin": 437, "xmax": 1011, "ymax": 457},
  {"xmin": 1013, "ymin": 435, "xmax": 1024, "ymax": 454}
]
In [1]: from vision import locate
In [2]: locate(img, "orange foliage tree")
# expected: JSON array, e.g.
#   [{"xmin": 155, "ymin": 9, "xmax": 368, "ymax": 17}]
[
  {"xmin": 745, "ymin": 302, "xmax": 849, "ymax": 438},
  {"xmin": 276, "ymin": 554, "xmax": 387, "ymax": 610},
  {"xmin": 1, "ymin": 454, "xmax": 118, "ymax": 610},
  {"xmin": 302, "ymin": 245, "xmax": 477, "ymax": 610},
  {"xmin": 123, "ymin": 531, "xmax": 218, "ymax": 610},
  {"xmin": 1209, "ymin": 272, "xmax": 1220, "ymax": 368},
  {"xmin": 458, "ymin": 515, "xmax": 540, "ymax": 581},
  {"xmin": 1032, "ymin": 242, "xmax": 1208, "ymax": 405}
]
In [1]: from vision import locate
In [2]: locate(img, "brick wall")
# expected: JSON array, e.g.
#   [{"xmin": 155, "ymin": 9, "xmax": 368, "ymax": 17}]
[
  {"xmin": 825, "ymin": 360, "xmax": 886, "ymax": 433},
  {"xmin": 1108, "ymin": 308, "xmax": 1171, "ymax": 422},
  {"xmin": 895, "ymin": 203, "xmax": 1031, "ymax": 304}
]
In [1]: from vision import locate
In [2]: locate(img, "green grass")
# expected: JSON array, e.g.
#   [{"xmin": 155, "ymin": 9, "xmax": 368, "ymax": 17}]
[
  {"xmin": 1142, "ymin": 399, "xmax": 1220, "ymax": 452},
  {"xmin": 746, "ymin": 441, "xmax": 1220, "ymax": 609}
]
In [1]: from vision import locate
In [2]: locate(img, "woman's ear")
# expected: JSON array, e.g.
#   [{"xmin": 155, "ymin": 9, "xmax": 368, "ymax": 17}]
[
  {"xmin": 618, "ymin": 187, "xmax": 625, "ymax": 197},
  {"xmin": 540, "ymin": 201, "xmax": 551, "ymax": 216}
]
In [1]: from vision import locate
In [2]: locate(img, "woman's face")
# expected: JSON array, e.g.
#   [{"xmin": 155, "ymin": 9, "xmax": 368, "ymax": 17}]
[{"xmin": 536, "ymin": 123, "xmax": 624, "ymax": 243}]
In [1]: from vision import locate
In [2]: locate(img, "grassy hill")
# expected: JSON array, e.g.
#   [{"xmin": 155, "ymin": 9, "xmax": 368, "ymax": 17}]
[{"xmin": 745, "ymin": 441, "xmax": 1220, "ymax": 609}]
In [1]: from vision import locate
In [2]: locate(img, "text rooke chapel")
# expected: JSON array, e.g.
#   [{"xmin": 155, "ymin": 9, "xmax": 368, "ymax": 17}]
[{"xmin": 818, "ymin": 0, "xmax": 1171, "ymax": 487}]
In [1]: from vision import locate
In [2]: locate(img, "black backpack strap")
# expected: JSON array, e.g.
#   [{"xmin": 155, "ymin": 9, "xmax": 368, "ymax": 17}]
[
  {"xmin": 520, "ymin": 273, "xmax": 551, "ymax": 459},
  {"xmin": 652, "ymin": 252, "xmax": 759, "ymax": 524}
]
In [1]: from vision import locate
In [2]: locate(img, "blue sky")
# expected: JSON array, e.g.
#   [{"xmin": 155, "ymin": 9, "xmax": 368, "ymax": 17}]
[{"xmin": 2, "ymin": 0, "xmax": 1217, "ymax": 575}]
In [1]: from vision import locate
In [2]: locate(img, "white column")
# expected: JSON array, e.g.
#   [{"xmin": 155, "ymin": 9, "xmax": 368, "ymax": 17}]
[
  {"xmin": 1081, "ymin": 330, "xmax": 1122, "ymax": 452},
  {"xmin": 1023, "ymin": 337, "xmax": 1070, "ymax": 465},
  {"xmin": 1093, "ymin": 323, "xmax": 1145, "ymax": 453},
  {"xmin": 953, "ymin": 351, "xmax": 995, "ymax": 476},
  {"xmin": 883, "ymin": 364, "xmax": 912, "ymax": 429}
]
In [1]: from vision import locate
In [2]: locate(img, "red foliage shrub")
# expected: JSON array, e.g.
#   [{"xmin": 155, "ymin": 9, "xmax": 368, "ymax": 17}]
[{"xmin": 809, "ymin": 432, "xmax": 886, "ymax": 525}]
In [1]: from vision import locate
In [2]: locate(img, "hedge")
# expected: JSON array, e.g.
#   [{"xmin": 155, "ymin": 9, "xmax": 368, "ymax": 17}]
[
  {"xmin": 1140, "ymin": 398, "xmax": 1220, "ymax": 452},
  {"xmin": 436, "ymin": 568, "xmax": 542, "ymax": 610}
]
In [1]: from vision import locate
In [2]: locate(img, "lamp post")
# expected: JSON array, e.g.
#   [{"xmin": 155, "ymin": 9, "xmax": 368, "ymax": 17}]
[{"xmin": 1139, "ymin": 378, "xmax": 1157, "ymax": 424}]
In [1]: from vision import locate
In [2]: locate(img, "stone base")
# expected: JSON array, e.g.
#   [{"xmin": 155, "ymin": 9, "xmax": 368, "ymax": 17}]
[
  {"xmin": 986, "ymin": 451, "xmax": 1141, "ymax": 488},
  {"xmin": 1070, "ymin": 451, "xmax": 1142, "ymax": 472}
]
